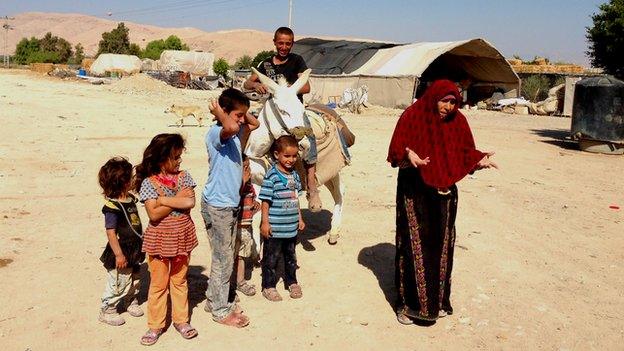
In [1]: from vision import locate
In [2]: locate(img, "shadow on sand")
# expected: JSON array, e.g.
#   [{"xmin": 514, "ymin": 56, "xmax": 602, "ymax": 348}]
[
  {"xmin": 358, "ymin": 243, "xmax": 438, "ymax": 327},
  {"xmin": 530, "ymin": 128, "xmax": 579, "ymax": 151},
  {"xmin": 299, "ymin": 208, "xmax": 332, "ymax": 251}
]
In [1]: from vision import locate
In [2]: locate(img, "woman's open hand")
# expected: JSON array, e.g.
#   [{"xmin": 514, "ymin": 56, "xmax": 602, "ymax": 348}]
[
  {"xmin": 405, "ymin": 147, "xmax": 430, "ymax": 168},
  {"xmin": 476, "ymin": 151, "xmax": 498, "ymax": 170}
]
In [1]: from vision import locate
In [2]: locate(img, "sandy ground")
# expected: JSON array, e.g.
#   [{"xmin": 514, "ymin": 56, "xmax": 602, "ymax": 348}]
[{"xmin": 0, "ymin": 69, "xmax": 622, "ymax": 350}]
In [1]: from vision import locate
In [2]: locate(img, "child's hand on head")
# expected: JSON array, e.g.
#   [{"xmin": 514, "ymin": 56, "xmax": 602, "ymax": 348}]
[{"xmin": 209, "ymin": 99, "xmax": 226, "ymax": 121}]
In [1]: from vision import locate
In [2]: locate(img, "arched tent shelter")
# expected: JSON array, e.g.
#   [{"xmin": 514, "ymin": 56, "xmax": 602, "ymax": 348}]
[
  {"xmin": 90, "ymin": 54, "xmax": 142, "ymax": 76},
  {"xmin": 293, "ymin": 38, "xmax": 519, "ymax": 108},
  {"xmin": 158, "ymin": 50, "xmax": 215, "ymax": 76}
]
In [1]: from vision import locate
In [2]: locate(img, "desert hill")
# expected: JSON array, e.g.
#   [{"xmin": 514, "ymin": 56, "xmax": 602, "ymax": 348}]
[{"xmin": 2, "ymin": 12, "xmax": 275, "ymax": 62}]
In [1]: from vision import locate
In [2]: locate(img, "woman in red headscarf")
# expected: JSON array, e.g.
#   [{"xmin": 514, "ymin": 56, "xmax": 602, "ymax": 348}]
[{"xmin": 387, "ymin": 80, "xmax": 497, "ymax": 324}]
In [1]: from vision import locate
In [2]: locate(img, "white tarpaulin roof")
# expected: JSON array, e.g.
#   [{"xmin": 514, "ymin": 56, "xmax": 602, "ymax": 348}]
[
  {"xmin": 90, "ymin": 54, "xmax": 142, "ymax": 75},
  {"xmin": 158, "ymin": 50, "xmax": 215, "ymax": 75},
  {"xmin": 302, "ymin": 38, "xmax": 519, "ymax": 108},
  {"xmin": 352, "ymin": 38, "xmax": 518, "ymax": 84}
]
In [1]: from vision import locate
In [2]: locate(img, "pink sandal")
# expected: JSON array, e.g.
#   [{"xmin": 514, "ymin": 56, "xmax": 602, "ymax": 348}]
[
  {"xmin": 173, "ymin": 323, "xmax": 198, "ymax": 339},
  {"xmin": 140, "ymin": 329, "xmax": 161, "ymax": 346}
]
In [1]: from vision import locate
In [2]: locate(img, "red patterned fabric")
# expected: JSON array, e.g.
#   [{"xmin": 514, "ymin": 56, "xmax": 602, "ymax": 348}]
[
  {"xmin": 238, "ymin": 180, "xmax": 256, "ymax": 227},
  {"xmin": 141, "ymin": 174, "xmax": 198, "ymax": 257},
  {"xmin": 387, "ymin": 80, "xmax": 485, "ymax": 188}
]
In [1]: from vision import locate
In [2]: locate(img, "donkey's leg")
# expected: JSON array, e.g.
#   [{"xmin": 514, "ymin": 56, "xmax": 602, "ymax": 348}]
[{"xmin": 325, "ymin": 174, "xmax": 345, "ymax": 245}]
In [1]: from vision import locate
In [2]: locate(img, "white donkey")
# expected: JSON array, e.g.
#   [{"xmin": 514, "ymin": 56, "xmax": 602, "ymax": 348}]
[{"xmin": 245, "ymin": 67, "xmax": 347, "ymax": 245}]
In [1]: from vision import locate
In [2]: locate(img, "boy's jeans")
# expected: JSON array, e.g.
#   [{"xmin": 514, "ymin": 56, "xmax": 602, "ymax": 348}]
[
  {"xmin": 201, "ymin": 201, "xmax": 238, "ymax": 320},
  {"xmin": 261, "ymin": 236, "xmax": 298, "ymax": 290}
]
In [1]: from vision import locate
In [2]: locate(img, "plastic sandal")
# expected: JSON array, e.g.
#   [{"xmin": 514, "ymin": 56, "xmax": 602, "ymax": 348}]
[
  {"xmin": 236, "ymin": 281, "xmax": 257, "ymax": 296},
  {"xmin": 140, "ymin": 329, "xmax": 161, "ymax": 346},
  {"xmin": 173, "ymin": 323, "xmax": 198, "ymax": 340},
  {"xmin": 262, "ymin": 288, "xmax": 283, "ymax": 302},
  {"xmin": 397, "ymin": 312, "xmax": 414, "ymax": 325},
  {"xmin": 288, "ymin": 283, "xmax": 303, "ymax": 299},
  {"xmin": 216, "ymin": 311, "xmax": 249, "ymax": 328}
]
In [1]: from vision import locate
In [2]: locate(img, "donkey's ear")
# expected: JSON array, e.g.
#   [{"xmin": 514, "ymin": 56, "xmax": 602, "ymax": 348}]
[
  {"xmin": 290, "ymin": 68, "xmax": 312, "ymax": 95},
  {"xmin": 251, "ymin": 67, "xmax": 279, "ymax": 93}
]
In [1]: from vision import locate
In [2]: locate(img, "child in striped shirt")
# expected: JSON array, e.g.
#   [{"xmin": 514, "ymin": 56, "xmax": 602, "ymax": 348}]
[
  {"xmin": 259, "ymin": 135, "xmax": 305, "ymax": 301},
  {"xmin": 235, "ymin": 154, "xmax": 260, "ymax": 296}
]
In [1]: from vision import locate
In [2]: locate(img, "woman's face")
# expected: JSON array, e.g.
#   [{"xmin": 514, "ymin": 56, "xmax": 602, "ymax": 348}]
[{"xmin": 437, "ymin": 95, "xmax": 457, "ymax": 119}]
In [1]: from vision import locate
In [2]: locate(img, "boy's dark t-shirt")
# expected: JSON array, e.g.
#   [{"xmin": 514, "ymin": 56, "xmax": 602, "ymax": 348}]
[
  {"xmin": 100, "ymin": 195, "xmax": 145, "ymax": 271},
  {"xmin": 257, "ymin": 53, "xmax": 308, "ymax": 102}
]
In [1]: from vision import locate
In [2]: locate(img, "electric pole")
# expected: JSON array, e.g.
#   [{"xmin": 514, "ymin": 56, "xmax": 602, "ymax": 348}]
[
  {"xmin": 288, "ymin": 0, "xmax": 292, "ymax": 28},
  {"xmin": 2, "ymin": 16, "xmax": 15, "ymax": 68}
]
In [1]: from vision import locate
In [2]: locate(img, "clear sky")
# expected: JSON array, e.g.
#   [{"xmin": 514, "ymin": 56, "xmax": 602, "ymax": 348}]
[{"xmin": 0, "ymin": 0, "xmax": 605, "ymax": 65}]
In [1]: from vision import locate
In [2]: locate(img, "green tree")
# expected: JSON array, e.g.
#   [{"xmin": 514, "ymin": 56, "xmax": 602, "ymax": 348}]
[
  {"xmin": 587, "ymin": 0, "xmax": 624, "ymax": 78},
  {"xmin": 71, "ymin": 43, "xmax": 85, "ymax": 64},
  {"xmin": 39, "ymin": 32, "xmax": 73, "ymax": 63},
  {"xmin": 97, "ymin": 23, "xmax": 133, "ymax": 56},
  {"xmin": 251, "ymin": 50, "xmax": 274, "ymax": 69},
  {"xmin": 14, "ymin": 37, "xmax": 40, "ymax": 64},
  {"xmin": 142, "ymin": 39, "xmax": 166, "ymax": 60},
  {"xmin": 164, "ymin": 35, "xmax": 189, "ymax": 51},
  {"xmin": 234, "ymin": 55, "xmax": 253, "ymax": 69},
  {"xmin": 141, "ymin": 35, "xmax": 190, "ymax": 60},
  {"xmin": 213, "ymin": 58, "xmax": 230, "ymax": 76},
  {"xmin": 128, "ymin": 43, "xmax": 142, "ymax": 57},
  {"xmin": 13, "ymin": 33, "xmax": 74, "ymax": 64}
]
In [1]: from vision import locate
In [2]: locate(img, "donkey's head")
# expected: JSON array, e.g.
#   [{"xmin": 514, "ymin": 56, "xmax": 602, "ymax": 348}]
[{"xmin": 252, "ymin": 67, "xmax": 311, "ymax": 130}]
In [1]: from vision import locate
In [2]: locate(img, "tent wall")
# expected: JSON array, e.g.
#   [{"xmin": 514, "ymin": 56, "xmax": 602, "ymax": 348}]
[
  {"xmin": 307, "ymin": 75, "xmax": 416, "ymax": 109},
  {"xmin": 158, "ymin": 50, "xmax": 215, "ymax": 75},
  {"xmin": 90, "ymin": 54, "xmax": 142, "ymax": 75}
]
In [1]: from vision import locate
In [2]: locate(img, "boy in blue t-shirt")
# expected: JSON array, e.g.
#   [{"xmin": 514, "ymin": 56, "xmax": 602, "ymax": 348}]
[
  {"xmin": 259, "ymin": 135, "xmax": 305, "ymax": 301},
  {"xmin": 201, "ymin": 88, "xmax": 258, "ymax": 328}
]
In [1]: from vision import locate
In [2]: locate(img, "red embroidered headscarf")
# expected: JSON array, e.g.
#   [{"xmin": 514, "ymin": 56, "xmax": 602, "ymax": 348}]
[{"xmin": 387, "ymin": 79, "xmax": 485, "ymax": 188}]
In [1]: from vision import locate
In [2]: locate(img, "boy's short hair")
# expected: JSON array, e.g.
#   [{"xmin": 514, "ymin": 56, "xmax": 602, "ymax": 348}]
[
  {"xmin": 274, "ymin": 26, "xmax": 294, "ymax": 40},
  {"xmin": 98, "ymin": 157, "xmax": 133, "ymax": 199},
  {"xmin": 218, "ymin": 88, "xmax": 250, "ymax": 114},
  {"xmin": 273, "ymin": 135, "xmax": 298, "ymax": 153}
]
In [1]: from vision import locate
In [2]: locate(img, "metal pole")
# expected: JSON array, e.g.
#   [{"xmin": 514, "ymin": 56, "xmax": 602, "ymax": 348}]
[
  {"xmin": 288, "ymin": 0, "xmax": 292, "ymax": 28},
  {"xmin": 2, "ymin": 16, "xmax": 15, "ymax": 68}
]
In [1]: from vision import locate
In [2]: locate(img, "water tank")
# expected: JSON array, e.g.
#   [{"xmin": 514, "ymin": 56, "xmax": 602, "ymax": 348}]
[{"xmin": 571, "ymin": 76, "xmax": 624, "ymax": 154}]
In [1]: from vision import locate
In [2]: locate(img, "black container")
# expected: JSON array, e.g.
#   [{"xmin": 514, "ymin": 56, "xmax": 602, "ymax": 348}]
[{"xmin": 571, "ymin": 76, "xmax": 624, "ymax": 144}]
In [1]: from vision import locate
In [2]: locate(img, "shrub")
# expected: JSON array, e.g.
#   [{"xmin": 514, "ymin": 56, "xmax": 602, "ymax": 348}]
[
  {"xmin": 251, "ymin": 50, "xmax": 274, "ymax": 69},
  {"xmin": 213, "ymin": 58, "xmax": 230, "ymax": 76}
]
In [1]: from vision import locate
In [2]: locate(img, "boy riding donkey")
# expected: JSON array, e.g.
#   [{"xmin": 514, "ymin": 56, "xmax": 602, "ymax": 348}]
[{"xmin": 244, "ymin": 26, "xmax": 322, "ymax": 212}]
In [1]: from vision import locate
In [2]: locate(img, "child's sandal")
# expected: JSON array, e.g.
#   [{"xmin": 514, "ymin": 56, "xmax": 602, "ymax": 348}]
[
  {"xmin": 236, "ymin": 281, "xmax": 257, "ymax": 296},
  {"xmin": 288, "ymin": 283, "xmax": 303, "ymax": 299},
  {"xmin": 173, "ymin": 323, "xmax": 198, "ymax": 340},
  {"xmin": 140, "ymin": 329, "xmax": 161, "ymax": 346},
  {"xmin": 262, "ymin": 288, "xmax": 283, "ymax": 302}
]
